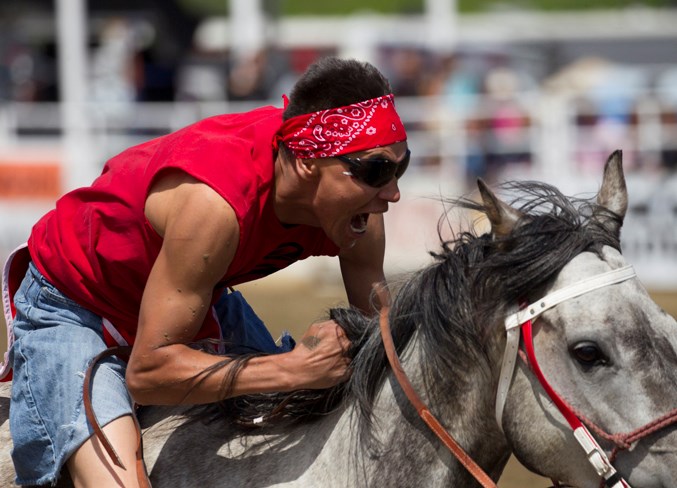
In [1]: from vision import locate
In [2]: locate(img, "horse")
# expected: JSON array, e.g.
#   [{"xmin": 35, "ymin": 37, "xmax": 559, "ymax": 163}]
[{"xmin": 1, "ymin": 150, "xmax": 676, "ymax": 487}]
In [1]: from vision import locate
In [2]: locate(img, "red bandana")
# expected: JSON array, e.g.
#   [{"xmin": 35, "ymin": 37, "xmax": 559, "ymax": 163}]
[{"xmin": 275, "ymin": 94, "xmax": 407, "ymax": 159}]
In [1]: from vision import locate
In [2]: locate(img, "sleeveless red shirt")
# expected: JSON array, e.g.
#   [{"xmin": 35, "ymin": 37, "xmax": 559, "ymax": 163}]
[{"xmin": 27, "ymin": 106, "xmax": 339, "ymax": 346}]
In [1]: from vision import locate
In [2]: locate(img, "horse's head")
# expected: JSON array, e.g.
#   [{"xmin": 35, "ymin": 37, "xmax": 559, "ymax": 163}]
[{"xmin": 481, "ymin": 152, "xmax": 677, "ymax": 487}]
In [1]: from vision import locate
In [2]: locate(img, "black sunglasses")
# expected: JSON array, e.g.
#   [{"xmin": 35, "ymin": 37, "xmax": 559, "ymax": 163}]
[{"xmin": 336, "ymin": 149, "xmax": 411, "ymax": 188}]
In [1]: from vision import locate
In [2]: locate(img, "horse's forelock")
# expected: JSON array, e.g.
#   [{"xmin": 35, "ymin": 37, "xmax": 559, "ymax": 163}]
[{"xmin": 467, "ymin": 181, "xmax": 621, "ymax": 307}]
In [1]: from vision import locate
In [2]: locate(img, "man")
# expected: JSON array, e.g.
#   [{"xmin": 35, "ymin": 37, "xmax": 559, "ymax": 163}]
[{"xmin": 4, "ymin": 56, "xmax": 409, "ymax": 487}]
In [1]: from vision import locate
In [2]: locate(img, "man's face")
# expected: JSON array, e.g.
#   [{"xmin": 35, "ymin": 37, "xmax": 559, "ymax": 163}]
[{"xmin": 310, "ymin": 141, "xmax": 409, "ymax": 250}]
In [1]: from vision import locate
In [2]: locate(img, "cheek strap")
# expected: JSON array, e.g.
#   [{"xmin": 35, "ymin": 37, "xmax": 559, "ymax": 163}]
[{"xmin": 495, "ymin": 265, "xmax": 636, "ymax": 433}]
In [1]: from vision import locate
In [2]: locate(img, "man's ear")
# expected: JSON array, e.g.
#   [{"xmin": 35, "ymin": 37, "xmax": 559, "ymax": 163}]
[{"xmin": 295, "ymin": 157, "xmax": 319, "ymax": 181}]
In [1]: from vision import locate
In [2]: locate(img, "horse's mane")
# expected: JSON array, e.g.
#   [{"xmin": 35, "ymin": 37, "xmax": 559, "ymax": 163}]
[{"xmin": 188, "ymin": 180, "xmax": 622, "ymax": 441}]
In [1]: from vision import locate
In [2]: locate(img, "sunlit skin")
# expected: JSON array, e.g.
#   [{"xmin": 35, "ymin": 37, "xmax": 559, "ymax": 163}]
[
  {"xmin": 273, "ymin": 141, "xmax": 407, "ymax": 249},
  {"xmin": 273, "ymin": 141, "xmax": 407, "ymax": 309},
  {"xmin": 65, "ymin": 140, "xmax": 408, "ymax": 487}
]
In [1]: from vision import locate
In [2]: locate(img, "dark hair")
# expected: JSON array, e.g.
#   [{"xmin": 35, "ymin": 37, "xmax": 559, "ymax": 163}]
[{"xmin": 282, "ymin": 57, "xmax": 392, "ymax": 120}]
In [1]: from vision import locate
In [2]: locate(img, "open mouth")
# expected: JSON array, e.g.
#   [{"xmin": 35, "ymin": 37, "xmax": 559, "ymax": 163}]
[{"xmin": 350, "ymin": 213, "xmax": 369, "ymax": 235}]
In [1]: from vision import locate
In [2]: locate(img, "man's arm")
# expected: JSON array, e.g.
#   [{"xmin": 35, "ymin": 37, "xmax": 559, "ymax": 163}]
[
  {"xmin": 126, "ymin": 172, "xmax": 350, "ymax": 405},
  {"xmin": 338, "ymin": 213, "xmax": 388, "ymax": 315}
]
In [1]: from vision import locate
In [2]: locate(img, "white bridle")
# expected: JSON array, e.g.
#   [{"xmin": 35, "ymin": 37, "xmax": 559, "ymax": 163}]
[{"xmin": 495, "ymin": 264, "xmax": 636, "ymax": 488}]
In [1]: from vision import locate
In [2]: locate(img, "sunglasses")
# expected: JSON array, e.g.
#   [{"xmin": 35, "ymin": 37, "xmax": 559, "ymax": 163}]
[{"xmin": 336, "ymin": 149, "xmax": 411, "ymax": 188}]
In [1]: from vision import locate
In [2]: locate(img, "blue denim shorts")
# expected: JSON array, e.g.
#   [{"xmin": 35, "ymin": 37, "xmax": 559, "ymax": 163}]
[
  {"xmin": 9, "ymin": 263, "xmax": 293, "ymax": 486},
  {"xmin": 9, "ymin": 262, "xmax": 133, "ymax": 486}
]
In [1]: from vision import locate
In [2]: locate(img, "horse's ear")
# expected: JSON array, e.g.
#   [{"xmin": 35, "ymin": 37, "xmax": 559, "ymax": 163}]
[
  {"xmin": 595, "ymin": 150, "xmax": 627, "ymax": 235},
  {"xmin": 477, "ymin": 178, "xmax": 523, "ymax": 240}
]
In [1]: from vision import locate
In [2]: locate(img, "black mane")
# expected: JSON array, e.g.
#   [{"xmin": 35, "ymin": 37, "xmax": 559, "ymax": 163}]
[{"xmin": 190, "ymin": 181, "xmax": 622, "ymax": 438}]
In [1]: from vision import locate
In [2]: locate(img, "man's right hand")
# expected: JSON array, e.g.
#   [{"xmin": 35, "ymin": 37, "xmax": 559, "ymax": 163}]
[{"xmin": 282, "ymin": 320, "xmax": 352, "ymax": 390}]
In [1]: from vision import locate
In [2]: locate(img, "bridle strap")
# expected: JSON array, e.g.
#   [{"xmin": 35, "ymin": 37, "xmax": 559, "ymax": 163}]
[
  {"xmin": 522, "ymin": 319, "xmax": 630, "ymax": 488},
  {"xmin": 496, "ymin": 265, "xmax": 636, "ymax": 432},
  {"xmin": 504, "ymin": 265, "xmax": 636, "ymax": 331},
  {"xmin": 495, "ymin": 265, "xmax": 636, "ymax": 488},
  {"xmin": 375, "ymin": 286, "xmax": 498, "ymax": 488},
  {"xmin": 495, "ymin": 316, "xmax": 521, "ymax": 434}
]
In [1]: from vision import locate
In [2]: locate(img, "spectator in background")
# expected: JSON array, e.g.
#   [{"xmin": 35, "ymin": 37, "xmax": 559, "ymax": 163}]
[
  {"xmin": 482, "ymin": 65, "xmax": 532, "ymax": 181},
  {"xmin": 384, "ymin": 46, "xmax": 428, "ymax": 97},
  {"xmin": 423, "ymin": 53, "xmax": 486, "ymax": 180},
  {"xmin": 90, "ymin": 18, "xmax": 143, "ymax": 121},
  {"xmin": 227, "ymin": 49, "xmax": 282, "ymax": 101}
]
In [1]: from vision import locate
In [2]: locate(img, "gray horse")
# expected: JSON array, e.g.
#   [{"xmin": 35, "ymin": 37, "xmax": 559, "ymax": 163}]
[{"xmin": 1, "ymin": 151, "xmax": 676, "ymax": 487}]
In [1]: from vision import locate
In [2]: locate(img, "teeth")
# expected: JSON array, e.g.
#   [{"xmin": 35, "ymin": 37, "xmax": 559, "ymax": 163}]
[{"xmin": 350, "ymin": 214, "xmax": 368, "ymax": 234}]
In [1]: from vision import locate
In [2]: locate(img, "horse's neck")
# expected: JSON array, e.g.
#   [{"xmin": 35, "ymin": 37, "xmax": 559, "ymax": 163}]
[
  {"xmin": 137, "ymin": 336, "xmax": 511, "ymax": 487},
  {"xmin": 351, "ymin": 336, "xmax": 511, "ymax": 485}
]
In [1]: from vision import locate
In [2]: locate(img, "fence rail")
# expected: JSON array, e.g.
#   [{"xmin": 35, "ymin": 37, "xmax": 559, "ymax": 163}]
[{"xmin": 0, "ymin": 91, "xmax": 675, "ymax": 287}]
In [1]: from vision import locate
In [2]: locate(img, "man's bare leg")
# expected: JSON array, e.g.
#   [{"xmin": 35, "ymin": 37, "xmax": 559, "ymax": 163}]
[{"xmin": 67, "ymin": 414, "xmax": 149, "ymax": 488}]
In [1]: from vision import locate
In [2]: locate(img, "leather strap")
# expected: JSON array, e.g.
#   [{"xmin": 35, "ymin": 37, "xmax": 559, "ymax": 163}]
[
  {"xmin": 503, "ymin": 266, "xmax": 635, "ymax": 331},
  {"xmin": 375, "ymin": 286, "xmax": 498, "ymax": 488},
  {"xmin": 494, "ymin": 317, "xmax": 520, "ymax": 434},
  {"xmin": 83, "ymin": 345, "xmax": 151, "ymax": 487},
  {"xmin": 496, "ymin": 265, "xmax": 636, "ymax": 430},
  {"xmin": 523, "ymin": 319, "xmax": 630, "ymax": 488},
  {"xmin": 495, "ymin": 265, "xmax": 637, "ymax": 488}
]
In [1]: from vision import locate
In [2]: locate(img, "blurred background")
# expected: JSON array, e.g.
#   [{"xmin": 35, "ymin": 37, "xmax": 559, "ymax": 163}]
[
  {"xmin": 0, "ymin": 0, "xmax": 676, "ymax": 282},
  {"xmin": 0, "ymin": 1, "xmax": 676, "ymax": 485}
]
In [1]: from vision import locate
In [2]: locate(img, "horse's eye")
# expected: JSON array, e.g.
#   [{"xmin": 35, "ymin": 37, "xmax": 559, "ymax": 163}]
[{"xmin": 571, "ymin": 342, "xmax": 608, "ymax": 368}]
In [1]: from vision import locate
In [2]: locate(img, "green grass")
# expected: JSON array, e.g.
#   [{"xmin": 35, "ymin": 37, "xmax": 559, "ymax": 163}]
[{"xmin": 177, "ymin": 0, "xmax": 672, "ymax": 17}]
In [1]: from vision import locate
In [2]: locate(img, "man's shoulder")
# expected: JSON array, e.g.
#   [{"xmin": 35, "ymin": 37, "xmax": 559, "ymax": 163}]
[{"xmin": 146, "ymin": 171, "xmax": 238, "ymax": 239}]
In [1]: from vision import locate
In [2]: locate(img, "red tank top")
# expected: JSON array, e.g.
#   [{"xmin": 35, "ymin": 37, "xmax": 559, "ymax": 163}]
[{"xmin": 28, "ymin": 106, "xmax": 339, "ymax": 346}]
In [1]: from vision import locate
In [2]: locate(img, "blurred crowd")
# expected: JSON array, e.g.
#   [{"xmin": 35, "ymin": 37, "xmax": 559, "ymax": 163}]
[{"xmin": 1, "ymin": 16, "xmax": 676, "ymax": 184}]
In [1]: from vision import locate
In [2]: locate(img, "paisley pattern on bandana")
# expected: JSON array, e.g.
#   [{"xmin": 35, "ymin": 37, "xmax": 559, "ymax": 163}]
[{"xmin": 275, "ymin": 94, "xmax": 407, "ymax": 159}]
